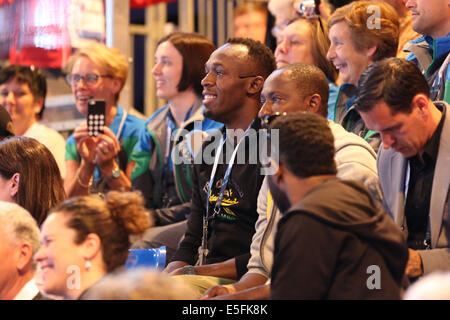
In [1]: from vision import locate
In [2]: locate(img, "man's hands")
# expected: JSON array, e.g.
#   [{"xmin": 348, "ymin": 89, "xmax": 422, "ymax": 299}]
[{"xmin": 406, "ymin": 248, "xmax": 423, "ymax": 278}]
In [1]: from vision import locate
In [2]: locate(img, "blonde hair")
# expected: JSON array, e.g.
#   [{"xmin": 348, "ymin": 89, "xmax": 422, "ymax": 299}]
[
  {"xmin": 64, "ymin": 42, "xmax": 129, "ymax": 103},
  {"xmin": 328, "ymin": 1, "xmax": 399, "ymax": 61}
]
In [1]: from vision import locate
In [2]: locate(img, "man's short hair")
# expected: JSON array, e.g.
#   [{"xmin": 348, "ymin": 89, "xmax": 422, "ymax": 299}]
[
  {"xmin": 328, "ymin": 1, "xmax": 399, "ymax": 61},
  {"xmin": 227, "ymin": 37, "xmax": 277, "ymax": 79},
  {"xmin": 0, "ymin": 201, "xmax": 40, "ymax": 269},
  {"xmin": 0, "ymin": 65, "xmax": 47, "ymax": 119},
  {"xmin": 354, "ymin": 57, "xmax": 430, "ymax": 114},
  {"xmin": 269, "ymin": 111, "xmax": 337, "ymax": 178},
  {"xmin": 157, "ymin": 32, "xmax": 216, "ymax": 97},
  {"xmin": 281, "ymin": 63, "xmax": 330, "ymax": 117}
]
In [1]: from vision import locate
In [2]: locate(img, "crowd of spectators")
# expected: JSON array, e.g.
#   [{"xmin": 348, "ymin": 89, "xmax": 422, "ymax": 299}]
[{"xmin": 0, "ymin": 0, "xmax": 449, "ymax": 300}]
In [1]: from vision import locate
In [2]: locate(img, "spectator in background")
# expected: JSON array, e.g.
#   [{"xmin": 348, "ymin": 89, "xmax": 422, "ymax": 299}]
[
  {"xmin": 355, "ymin": 58, "xmax": 450, "ymax": 280},
  {"xmin": 82, "ymin": 269, "xmax": 196, "ymax": 300},
  {"xmin": 234, "ymin": 2, "xmax": 268, "ymax": 44},
  {"xmin": 326, "ymin": 0, "xmax": 399, "ymax": 152},
  {"xmin": 275, "ymin": 17, "xmax": 339, "ymax": 120},
  {"xmin": 0, "ymin": 137, "xmax": 66, "ymax": 226},
  {"xmin": 34, "ymin": 191, "xmax": 152, "ymax": 300},
  {"xmin": 268, "ymin": 0, "xmax": 299, "ymax": 38},
  {"xmin": 0, "ymin": 65, "xmax": 66, "ymax": 179},
  {"xmin": 0, "ymin": 104, "xmax": 14, "ymax": 140},
  {"xmin": 129, "ymin": 32, "xmax": 221, "ymax": 261},
  {"xmin": 64, "ymin": 42, "xmax": 145, "ymax": 197},
  {"xmin": 403, "ymin": 0, "xmax": 450, "ymax": 104},
  {"xmin": 379, "ymin": 0, "xmax": 420, "ymax": 59},
  {"xmin": 0, "ymin": 202, "xmax": 44, "ymax": 300}
]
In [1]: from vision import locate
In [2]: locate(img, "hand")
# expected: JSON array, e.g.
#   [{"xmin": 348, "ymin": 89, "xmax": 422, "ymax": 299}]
[
  {"xmin": 201, "ymin": 285, "xmax": 234, "ymax": 300},
  {"xmin": 95, "ymin": 126, "xmax": 121, "ymax": 168},
  {"xmin": 405, "ymin": 248, "xmax": 423, "ymax": 278},
  {"xmin": 73, "ymin": 123, "xmax": 97, "ymax": 164}
]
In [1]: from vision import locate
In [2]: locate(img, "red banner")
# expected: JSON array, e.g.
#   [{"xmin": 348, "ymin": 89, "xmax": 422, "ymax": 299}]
[{"xmin": 130, "ymin": 0, "xmax": 176, "ymax": 8}]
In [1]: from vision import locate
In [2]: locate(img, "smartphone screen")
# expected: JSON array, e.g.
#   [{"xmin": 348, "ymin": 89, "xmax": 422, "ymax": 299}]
[{"xmin": 87, "ymin": 99, "xmax": 106, "ymax": 136}]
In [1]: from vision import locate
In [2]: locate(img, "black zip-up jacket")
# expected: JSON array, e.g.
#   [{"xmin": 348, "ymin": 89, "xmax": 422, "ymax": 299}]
[{"xmin": 170, "ymin": 119, "xmax": 266, "ymax": 278}]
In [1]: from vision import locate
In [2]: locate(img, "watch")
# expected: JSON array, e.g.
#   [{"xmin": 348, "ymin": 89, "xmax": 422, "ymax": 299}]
[{"xmin": 106, "ymin": 166, "xmax": 121, "ymax": 182}]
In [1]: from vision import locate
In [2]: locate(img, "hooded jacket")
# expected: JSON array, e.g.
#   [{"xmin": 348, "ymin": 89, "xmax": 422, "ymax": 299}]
[
  {"xmin": 247, "ymin": 121, "xmax": 382, "ymax": 280},
  {"xmin": 271, "ymin": 178, "xmax": 408, "ymax": 300}
]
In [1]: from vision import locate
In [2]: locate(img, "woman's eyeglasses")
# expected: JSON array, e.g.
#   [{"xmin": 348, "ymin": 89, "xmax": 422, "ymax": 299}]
[{"xmin": 66, "ymin": 74, "xmax": 113, "ymax": 86}]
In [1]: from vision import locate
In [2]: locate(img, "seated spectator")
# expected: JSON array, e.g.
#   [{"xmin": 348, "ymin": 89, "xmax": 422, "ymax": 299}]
[
  {"xmin": 275, "ymin": 17, "xmax": 339, "ymax": 120},
  {"xmin": 34, "ymin": 191, "xmax": 151, "ymax": 300},
  {"xmin": 381, "ymin": 0, "xmax": 420, "ymax": 59},
  {"xmin": 203, "ymin": 63, "xmax": 381, "ymax": 300},
  {"xmin": 354, "ymin": 57, "xmax": 450, "ymax": 279},
  {"xmin": 0, "ymin": 104, "xmax": 14, "ymax": 140},
  {"xmin": 164, "ymin": 38, "xmax": 276, "ymax": 299},
  {"xmin": 0, "ymin": 137, "xmax": 66, "ymax": 225},
  {"xmin": 0, "ymin": 202, "xmax": 44, "ymax": 300},
  {"xmin": 268, "ymin": 0, "xmax": 299, "ymax": 38},
  {"xmin": 403, "ymin": 271, "xmax": 450, "ymax": 300},
  {"xmin": 81, "ymin": 268, "xmax": 196, "ymax": 300},
  {"xmin": 403, "ymin": 0, "xmax": 450, "ymax": 104},
  {"xmin": 0, "ymin": 65, "xmax": 66, "ymax": 178},
  {"xmin": 64, "ymin": 42, "xmax": 146, "ymax": 197},
  {"xmin": 326, "ymin": 0, "xmax": 399, "ymax": 152},
  {"xmin": 268, "ymin": 112, "xmax": 408, "ymax": 299},
  {"xmin": 129, "ymin": 32, "xmax": 221, "ymax": 261},
  {"xmin": 234, "ymin": 2, "xmax": 268, "ymax": 44}
]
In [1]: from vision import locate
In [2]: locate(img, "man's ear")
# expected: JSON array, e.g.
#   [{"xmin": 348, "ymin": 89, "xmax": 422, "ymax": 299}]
[
  {"xmin": 16, "ymin": 243, "xmax": 34, "ymax": 273},
  {"xmin": 10, "ymin": 173, "xmax": 20, "ymax": 198},
  {"xmin": 247, "ymin": 76, "xmax": 265, "ymax": 95},
  {"xmin": 275, "ymin": 163, "xmax": 285, "ymax": 185},
  {"xmin": 307, "ymin": 94, "xmax": 322, "ymax": 114},
  {"xmin": 411, "ymin": 93, "xmax": 430, "ymax": 119}
]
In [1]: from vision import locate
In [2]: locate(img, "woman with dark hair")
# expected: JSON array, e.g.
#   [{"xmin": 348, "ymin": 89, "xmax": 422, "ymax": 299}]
[
  {"xmin": 0, "ymin": 136, "xmax": 66, "ymax": 225},
  {"xmin": 34, "ymin": 191, "xmax": 151, "ymax": 300},
  {"xmin": 127, "ymin": 32, "xmax": 222, "ymax": 260}
]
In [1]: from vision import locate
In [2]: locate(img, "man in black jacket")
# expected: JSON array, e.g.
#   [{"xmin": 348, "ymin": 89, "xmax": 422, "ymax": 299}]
[
  {"xmin": 268, "ymin": 112, "xmax": 408, "ymax": 299},
  {"xmin": 164, "ymin": 38, "xmax": 276, "ymax": 298}
]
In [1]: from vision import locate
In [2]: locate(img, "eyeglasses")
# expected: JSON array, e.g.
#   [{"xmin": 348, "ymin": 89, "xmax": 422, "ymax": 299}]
[
  {"xmin": 262, "ymin": 112, "xmax": 288, "ymax": 129},
  {"xmin": 66, "ymin": 74, "xmax": 113, "ymax": 86}
]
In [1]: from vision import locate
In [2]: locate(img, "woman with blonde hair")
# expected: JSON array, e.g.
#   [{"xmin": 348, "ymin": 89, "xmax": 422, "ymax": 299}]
[{"xmin": 64, "ymin": 42, "xmax": 145, "ymax": 197}]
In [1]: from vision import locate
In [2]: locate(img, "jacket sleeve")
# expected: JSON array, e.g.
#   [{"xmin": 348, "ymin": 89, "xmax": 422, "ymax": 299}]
[
  {"xmin": 169, "ymin": 164, "xmax": 204, "ymax": 265},
  {"xmin": 246, "ymin": 177, "xmax": 271, "ymax": 279}
]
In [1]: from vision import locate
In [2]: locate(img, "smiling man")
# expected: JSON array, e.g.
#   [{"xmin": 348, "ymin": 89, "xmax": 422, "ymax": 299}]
[
  {"xmin": 403, "ymin": 0, "xmax": 450, "ymax": 104},
  {"xmin": 165, "ymin": 38, "xmax": 276, "ymax": 299},
  {"xmin": 326, "ymin": 1, "xmax": 399, "ymax": 152},
  {"xmin": 355, "ymin": 57, "xmax": 450, "ymax": 280}
]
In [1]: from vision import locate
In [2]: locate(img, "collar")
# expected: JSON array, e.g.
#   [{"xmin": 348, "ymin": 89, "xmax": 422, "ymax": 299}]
[{"xmin": 13, "ymin": 278, "xmax": 40, "ymax": 300}]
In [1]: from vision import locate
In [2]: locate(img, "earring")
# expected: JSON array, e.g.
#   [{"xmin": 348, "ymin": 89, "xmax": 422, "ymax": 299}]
[{"xmin": 85, "ymin": 260, "xmax": 91, "ymax": 271}]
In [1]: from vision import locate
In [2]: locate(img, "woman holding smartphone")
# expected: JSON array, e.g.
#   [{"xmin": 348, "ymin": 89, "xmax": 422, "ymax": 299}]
[{"xmin": 64, "ymin": 42, "xmax": 145, "ymax": 197}]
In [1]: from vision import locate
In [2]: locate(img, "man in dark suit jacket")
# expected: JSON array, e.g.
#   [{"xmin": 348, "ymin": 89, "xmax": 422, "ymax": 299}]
[
  {"xmin": 355, "ymin": 58, "xmax": 450, "ymax": 280},
  {"xmin": 0, "ymin": 202, "xmax": 43, "ymax": 300}
]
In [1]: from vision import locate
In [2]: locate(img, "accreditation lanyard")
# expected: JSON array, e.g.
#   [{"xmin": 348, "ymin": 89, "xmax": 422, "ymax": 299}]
[{"xmin": 199, "ymin": 125, "xmax": 252, "ymax": 265}]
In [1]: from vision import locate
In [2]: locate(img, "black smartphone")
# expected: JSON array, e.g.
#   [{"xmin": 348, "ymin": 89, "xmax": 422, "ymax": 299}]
[{"xmin": 87, "ymin": 99, "xmax": 106, "ymax": 137}]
